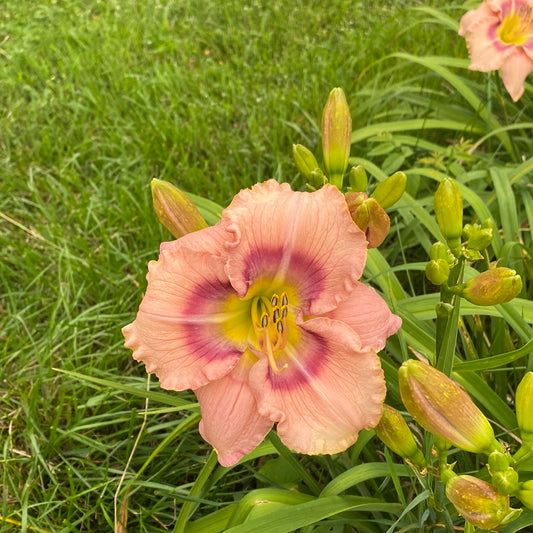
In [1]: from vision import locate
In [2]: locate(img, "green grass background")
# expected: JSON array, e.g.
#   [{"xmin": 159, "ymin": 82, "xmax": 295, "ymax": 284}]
[{"xmin": 1, "ymin": 0, "xmax": 532, "ymax": 531}]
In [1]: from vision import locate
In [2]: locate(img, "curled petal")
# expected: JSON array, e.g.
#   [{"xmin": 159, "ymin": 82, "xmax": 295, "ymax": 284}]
[
  {"xmin": 122, "ymin": 226, "xmax": 243, "ymax": 391},
  {"xmin": 196, "ymin": 351, "xmax": 273, "ymax": 467},
  {"xmin": 223, "ymin": 180, "xmax": 368, "ymax": 315},
  {"xmin": 322, "ymin": 282, "xmax": 401, "ymax": 351},
  {"xmin": 250, "ymin": 317, "xmax": 386, "ymax": 455},
  {"xmin": 459, "ymin": 2, "xmax": 499, "ymax": 35}
]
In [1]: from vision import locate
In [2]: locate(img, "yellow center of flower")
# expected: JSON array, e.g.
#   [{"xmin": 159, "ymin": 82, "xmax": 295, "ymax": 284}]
[
  {"xmin": 223, "ymin": 279, "xmax": 299, "ymax": 374},
  {"xmin": 498, "ymin": 5, "xmax": 533, "ymax": 45}
]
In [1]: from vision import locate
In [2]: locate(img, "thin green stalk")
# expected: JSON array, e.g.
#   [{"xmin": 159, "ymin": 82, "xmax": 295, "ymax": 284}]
[{"xmin": 436, "ymin": 259, "xmax": 465, "ymax": 376}]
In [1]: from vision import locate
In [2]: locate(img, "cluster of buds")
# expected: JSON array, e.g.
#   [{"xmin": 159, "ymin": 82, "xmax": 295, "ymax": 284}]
[
  {"xmin": 293, "ymin": 87, "xmax": 406, "ymax": 248},
  {"xmin": 381, "ymin": 360, "xmax": 533, "ymax": 529},
  {"xmin": 425, "ymin": 178, "xmax": 523, "ymax": 305}
]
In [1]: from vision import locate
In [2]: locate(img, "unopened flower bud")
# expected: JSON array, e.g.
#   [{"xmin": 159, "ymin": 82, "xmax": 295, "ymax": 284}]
[
  {"xmin": 398, "ymin": 360, "xmax": 501, "ymax": 455},
  {"xmin": 322, "ymin": 87, "xmax": 352, "ymax": 188},
  {"xmin": 371, "ymin": 171, "xmax": 407, "ymax": 209},
  {"xmin": 451, "ymin": 268, "xmax": 522, "ymax": 306},
  {"xmin": 349, "ymin": 165, "xmax": 367, "ymax": 192},
  {"xmin": 434, "ymin": 178, "xmax": 463, "ymax": 256},
  {"xmin": 488, "ymin": 451, "xmax": 519, "ymax": 495},
  {"xmin": 463, "ymin": 222, "xmax": 493, "ymax": 251},
  {"xmin": 516, "ymin": 372, "xmax": 533, "ymax": 443},
  {"xmin": 151, "ymin": 179, "xmax": 208, "ymax": 238},
  {"xmin": 374, "ymin": 404, "xmax": 427, "ymax": 470},
  {"xmin": 425, "ymin": 259, "xmax": 450, "ymax": 285},
  {"xmin": 293, "ymin": 144, "xmax": 320, "ymax": 180},
  {"xmin": 309, "ymin": 168, "xmax": 327, "ymax": 189},
  {"xmin": 346, "ymin": 194, "xmax": 390, "ymax": 248},
  {"xmin": 429, "ymin": 241, "xmax": 454, "ymax": 264},
  {"xmin": 517, "ymin": 480, "xmax": 533, "ymax": 510},
  {"xmin": 445, "ymin": 475, "xmax": 512, "ymax": 530}
]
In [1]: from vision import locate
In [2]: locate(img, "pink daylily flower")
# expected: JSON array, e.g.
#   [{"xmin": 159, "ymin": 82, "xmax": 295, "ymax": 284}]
[
  {"xmin": 459, "ymin": 0, "xmax": 533, "ymax": 101},
  {"xmin": 122, "ymin": 180, "xmax": 401, "ymax": 466}
]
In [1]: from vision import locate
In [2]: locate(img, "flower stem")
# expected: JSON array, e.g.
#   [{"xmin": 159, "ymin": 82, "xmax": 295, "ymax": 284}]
[{"xmin": 436, "ymin": 258, "xmax": 464, "ymax": 376}]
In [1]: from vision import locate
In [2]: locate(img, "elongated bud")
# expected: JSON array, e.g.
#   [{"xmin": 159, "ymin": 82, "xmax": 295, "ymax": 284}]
[
  {"xmin": 425, "ymin": 259, "xmax": 450, "ymax": 285},
  {"xmin": 516, "ymin": 372, "xmax": 533, "ymax": 443},
  {"xmin": 434, "ymin": 178, "xmax": 463, "ymax": 256},
  {"xmin": 517, "ymin": 480, "xmax": 533, "ymax": 510},
  {"xmin": 345, "ymin": 193, "xmax": 390, "ymax": 248},
  {"xmin": 375, "ymin": 404, "xmax": 427, "ymax": 470},
  {"xmin": 322, "ymin": 88, "xmax": 351, "ymax": 188},
  {"xmin": 445, "ymin": 475, "xmax": 514, "ymax": 530},
  {"xmin": 398, "ymin": 360, "xmax": 501, "ymax": 455},
  {"xmin": 349, "ymin": 165, "xmax": 367, "ymax": 192},
  {"xmin": 371, "ymin": 171, "xmax": 407, "ymax": 209},
  {"xmin": 451, "ymin": 268, "xmax": 522, "ymax": 306},
  {"xmin": 293, "ymin": 144, "xmax": 321, "ymax": 180},
  {"xmin": 151, "ymin": 179, "xmax": 208, "ymax": 238}
]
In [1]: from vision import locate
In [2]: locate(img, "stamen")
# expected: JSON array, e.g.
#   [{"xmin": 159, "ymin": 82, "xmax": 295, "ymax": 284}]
[{"xmin": 250, "ymin": 291, "xmax": 291, "ymax": 374}]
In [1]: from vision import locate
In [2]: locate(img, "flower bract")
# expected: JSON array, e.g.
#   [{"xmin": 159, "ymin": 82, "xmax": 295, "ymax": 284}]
[
  {"xmin": 459, "ymin": 0, "xmax": 533, "ymax": 101},
  {"xmin": 123, "ymin": 180, "xmax": 401, "ymax": 466}
]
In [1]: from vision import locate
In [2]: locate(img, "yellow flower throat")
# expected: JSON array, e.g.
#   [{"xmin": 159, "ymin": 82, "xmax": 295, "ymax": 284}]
[{"xmin": 498, "ymin": 5, "xmax": 533, "ymax": 45}]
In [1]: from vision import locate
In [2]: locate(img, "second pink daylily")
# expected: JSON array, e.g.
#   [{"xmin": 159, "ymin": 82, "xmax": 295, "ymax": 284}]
[
  {"xmin": 459, "ymin": 0, "xmax": 533, "ymax": 101},
  {"xmin": 123, "ymin": 180, "xmax": 401, "ymax": 466}
]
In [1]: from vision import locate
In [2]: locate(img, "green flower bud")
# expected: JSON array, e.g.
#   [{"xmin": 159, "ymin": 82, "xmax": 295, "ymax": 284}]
[
  {"xmin": 433, "ymin": 178, "xmax": 463, "ymax": 256},
  {"xmin": 451, "ymin": 268, "xmax": 523, "ymax": 306},
  {"xmin": 517, "ymin": 479, "xmax": 533, "ymax": 510},
  {"xmin": 308, "ymin": 168, "xmax": 327, "ymax": 189},
  {"xmin": 463, "ymin": 222, "xmax": 493, "ymax": 251},
  {"xmin": 488, "ymin": 452, "xmax": 519, "ymax": 495},
  {"xmin": 151, "ymin": 179, "xmax": 208, "ymax": 238},
  {"xmin": 322, "ymin": 87, "xmax": 352, "ymax": 188},
  {"xmin": 398, "ymin": 360, "xmax": 501, "ymax": 455},
  {"xmin": 425, "ymin": 259, "xmax": 450, "ymax": 285},
  {"xmin": 429, "ymin": 242, "xmax": 455, "ymax": 264},
  {"xmin": 445, "ymin": 475, "xmax": 512, "ymax": 530},
  {"xmin": 371, "ymin": 171, "xmax": 407, "ymax": 209},
  {"xmin": 293, "ymin": 144, "xmax": 320, "ymax": 180},
  {"xmin": 348, "ymin": 165, "xmax": 367, "ymax": 192},
  {"xmin": 516, "ymin": 372, "xmax": 533, "ymax": 443},
  {"xmin": 374, "ymin": 404, "xmax": 427, "ymax": 470},
  {"xmin": 345, "ymin": 193, "xmax": 390, "ymax": 248}
]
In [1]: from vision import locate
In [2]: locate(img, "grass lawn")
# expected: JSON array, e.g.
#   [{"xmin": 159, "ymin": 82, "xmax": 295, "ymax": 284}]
[{"xmin": 1, "ymin": 0, "xmax": 532, "ymax": 531}]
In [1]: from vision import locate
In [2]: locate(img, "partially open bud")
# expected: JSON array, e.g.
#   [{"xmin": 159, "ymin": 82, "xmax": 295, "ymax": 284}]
[
  {"xmin": 425, "ymin": 259, "xmax": 450, "ymax": 285},
  {"xmin": 293, "ymin": 144, "xmax": 321, "ymax": 181},
  {"xmin": 371, "ymin": 171, "xmax": 407, "ymax": 209},
  {"xmin": 375, "ymin": 404, "xmax": 427, "ymax": 470},
  {"xmin": 517, "ymin": 480, "xmax": 533, "ymax": 510},
  {"xmin": 345, "ymin": 193, "xmax": 390, "ymax": 248},
  {"xmin": 516, "ymin": 372, "xmax": 533, "ymax": 443},
  {"xmin": 151, "ymin": 179, "xmax": 208, "ymax": 238},
  {"xmin": 399, "ymin": 360, "xmax": 501, "ymax": 455},
  {"xmin": 445, "ymin": 475, "xmax": 513, "ymax": 530},
  {"xmin": 433, "ymin": 178, "xmax": 463, "ymax": 256},
  {"xmin": 322, "ymin": 88, "xmax": 351, "ymax": 188},
  {"xmin": 451, "ymin": 268, "xmax": 522, "ymax": 306},
  {"xmin": 348, "ymin": 165, "xmax": 367, "ymax": 192}
]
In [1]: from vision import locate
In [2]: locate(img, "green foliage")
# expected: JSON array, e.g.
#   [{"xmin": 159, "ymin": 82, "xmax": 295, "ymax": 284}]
[{"xmin": 1, "ymin": 0, "xmax": 532, "ymax": 532}]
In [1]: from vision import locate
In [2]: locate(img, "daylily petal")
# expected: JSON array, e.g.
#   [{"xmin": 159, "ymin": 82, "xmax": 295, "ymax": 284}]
[
  {"xmin": 223, "ymin": 180, "xmax": 368, "ymax": 316},
  {"xmin": 322, "ymin": 282, "xmax": 401, "ymax": 352},
  {"xmin": 250, "ymin": 316, "xmax": 386, "ymax": 455},
  {"xmin": 464, "ymin": 20, "xmax": 511, "ymax": 70},
  {"xmin": 459, "ymin": 2, "xmax": 499, "ymax": 35},
  {"xmin": 122, "ymin": 226, "xmax": 244, "ymax": 391},
  {"xmin": 196, "ymin": 351, "xmax": 273, "ymax": 467},
  {"xmin": 500, "ymin": 48, "xmax": 533, "ymax": 100}
]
